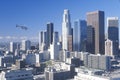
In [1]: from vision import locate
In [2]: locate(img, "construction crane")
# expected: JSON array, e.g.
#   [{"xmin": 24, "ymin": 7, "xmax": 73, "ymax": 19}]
[{"xmin": 16, "ymin": 24, "xmax": 28, "ymax": 30}]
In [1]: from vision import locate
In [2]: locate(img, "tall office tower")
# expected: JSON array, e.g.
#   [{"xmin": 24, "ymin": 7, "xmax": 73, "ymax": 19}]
[
  {"xmin": 105, "ymin": 39, "xmax": 113, "ymax": 57},
  {"xmin": 74, "ymin": 20, "xmax": 80, "ymax": 51},
  {"xmin": 39, "ymin": 32, "xmax": 41, "ymax": 50},
  {"xmin": 62, "ymin": 9, "xmax": 72, "ymax": 51},
  {"xmin": 73, "ymin": 20, "xmax": 87, "ymax": 52},
  {"xmin": 21, "ymin": 40, "xmax": 26, "ymax": 51},
  {"xmin": 53, "ymin": 32, "xmax": 59, "ymax": 44},
  {"xmin": 10, "ymin": 42, "xmax": 20, "ymax": 56},
  {"xmin": 21, "ymin": 40, "xmax": 31, "ymax": 51},
  {"xmin": 86, "ymin": 10, "xmax": 105, "ymax": 54},
  {"xmin": 47, "ymin": 22, "xmax": 54, "ymax": 48},
  {"xmin": 68, "ymin": 28, "xmax": 73, "ymax": 51},
  {"xmin": 68, "ymin": 35, "xmax": 73, "ymax": 51},
  {"xmin": 80, "ymin": 20, "xmax": 87, "ymax": 51},
  {"xmin": 40, "ymin": 31, "xmax": 47, "ymax": 45},
  {"xmin": 107, "ymin": 17, "xmax": 119, "ymax": 57},
  {"xmin": 50, "ymin": 32, "xmax": 59, "ymax": 60},
  {"xmin": 10, "ymin": 42, "xmax": 17, "ymax": 53},
  {"xmin": 86, "ymin": 26, "xmax": 95, "ymax": 54},
  {"xmin": 39, "ymin": 31, "xmax": 47, "ymax": 50},
  {"xmin": 58, "ymin": 35, "xmax": 62, "ymax": 50}
]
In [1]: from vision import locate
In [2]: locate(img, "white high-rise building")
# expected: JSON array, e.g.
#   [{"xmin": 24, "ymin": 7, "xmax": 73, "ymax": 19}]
[
  {"xmin": 21, "ymin": 40, "xmax": 26, "ymax": 51},
  {"xmin": 62, "ymin": 9, "xmax": 72, "ymax": 50},
  {"xmin": 10, "ymin": 42, "xmax": 17, "ymax": 53},
  {"xmin": 50, "ymin": 44, "xmax": 59, "ymax": 60},
  {"xmin": 39, "ymin": 31, "xmax": 47, "ymax": 51},
  {"xmin": 105, "ymin": 39, "xmax": 113, "ymax": 57},
  {"xmin": 50, "ymin": 32, "xmax": 59, "ymax": 60},
  {"xmin": 21, "ymin": 40, "xmax": 31, "ymax": 51}
]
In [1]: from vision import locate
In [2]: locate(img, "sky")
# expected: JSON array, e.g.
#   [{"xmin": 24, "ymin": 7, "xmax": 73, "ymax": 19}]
[{"xmin": 0, "ymin": 0, "xmax": 120, "ymax": 42}]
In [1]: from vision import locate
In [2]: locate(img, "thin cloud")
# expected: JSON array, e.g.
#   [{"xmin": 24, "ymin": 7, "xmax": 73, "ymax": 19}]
[
  {"xmin": 20, "ymin": 36, "xmax": 28, "ymax": 40},
  {"xmin": 0, "ymin": 36, "xmax": 39, "ymax": 42},
  {"xmin": 5, "ymin": 36, "xmax": 11, "ymax": 39},
  {"xmin": 11, "ymin": 36, "xmax": 18, "ymax": 39},
  {"xmin": 29, "ymin": 37, "xmax": 38, "ymax": 40},
  {"xmin": 0, "ymin": 36, "xmax": 4, "ymax": 39}
]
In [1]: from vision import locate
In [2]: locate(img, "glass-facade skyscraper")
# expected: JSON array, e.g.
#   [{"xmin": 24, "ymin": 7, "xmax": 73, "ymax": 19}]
[
  {"xmin": 87, "ymin": 10, "xmax": 105, "ymax": 54},
  {"xmin": 47, "ymin": 22, "xmax": 54, "ymax": 47},
  {"xmin": 73, "ymin": 20, "xmax": 87, "ymax": 52},
  {"xmin": 80, "ymin": 20, "xmax": 87, "ymax": 51},
  {"xmin": 107, "ymin": 17, "xmax": 119, "ymax": 56},
  {"xmin": 74, "ymin": 20, "xmax": 80, "ymax": 51}
]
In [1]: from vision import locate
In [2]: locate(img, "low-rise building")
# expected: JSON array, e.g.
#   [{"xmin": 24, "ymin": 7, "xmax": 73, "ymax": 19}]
[
  {"xmin": 26, "ymin": 53, "xmax": 40, "ymax": 66},
  {"xmin": 0, "ymin": 55, "xmax": 14, "ymax": 68},
  {"xmin": 0, "ymin": 68, "xmax": 33, "ymax": 80},
  {"xmin": 44, "ymin": 62, "xmax": 75, "ymax": 80},
  {"xmin": 74, "ymin": 67, "xmax": 120, "ymax": 80}
]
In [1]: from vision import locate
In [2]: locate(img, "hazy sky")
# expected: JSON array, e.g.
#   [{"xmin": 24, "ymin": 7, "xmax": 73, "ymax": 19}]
[{"xmin": 0, "ymin": 0, "xmax": 120, "ymax": 42}]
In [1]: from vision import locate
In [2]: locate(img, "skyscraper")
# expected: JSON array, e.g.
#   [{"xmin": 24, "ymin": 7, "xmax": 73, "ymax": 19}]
[
  {"xmin": 80, "ymin": 20, "xmax": 87, "ymax": 51},
  {"xmin": 86, "ymin": 10, "xmax": 105, "ymax": 54},
  {"xmin": 86, "ymin": 25, "xmax": 95, "ymax": 54},
  {"xmin": 53, "ymin": 32, "xmax": 59, "ymax": 44},
  {"xmin": 50, "ymin": 32, "xmax": 59, "ymax": 60},
  {"xmin": 107, "ymin": 17, "xmax": 119, "ymax": 56},
  {"xmin": 21, "ymin": 40, "xmax": 31, "ymax": 51},
  {"xmin": 73, "ymin": 20, "xmax": 87, "ymax": 52},
  {"xmin": 39, "ymin": 31, "xmax": 47, "ymax": 50},
  {"xmin": 47, "ymin": 22, "xmax": 54, "ymax": 48},
  {"xmin": 40, "ymin": 31, "xmax": 47, "ymax": 45},
  {"xmin": 62, "ymin": 9, "xmax": 72, "ymax": 50},
  {"xmin": 68, "ymin": 35, "xmax": 73, "ymax": 51},
  {"xmin": 105, "ymin": 39, "xmax": 113, "ymax": 57},
  {"xmin": 73, "ymin": 20, "xmax": 80, "ymax": 51},
  {"xmin": 10, "ymin": 42, "xmax": 17, "ymax": 53}
]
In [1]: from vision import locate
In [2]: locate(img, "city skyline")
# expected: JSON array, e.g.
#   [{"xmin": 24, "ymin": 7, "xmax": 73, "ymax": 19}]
[
  {"xmin": 0, "ymin": 0, "xmax": 120, "ymax": 42},
  {"xmin": 1, "ymin": 1, "xmax": 120, "ymax": 79}
]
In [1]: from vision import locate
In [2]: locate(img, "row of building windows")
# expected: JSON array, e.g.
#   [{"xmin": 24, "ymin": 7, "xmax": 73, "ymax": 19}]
[{"xmin": 6, "ymin": 74, "xmax": 30, "ymax": 79}]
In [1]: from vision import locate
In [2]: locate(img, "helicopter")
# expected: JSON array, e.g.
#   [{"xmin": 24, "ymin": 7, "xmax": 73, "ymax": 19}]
[{"xmin": 16, "ymin": 24, "xmax": 28, "ymax": 30}]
